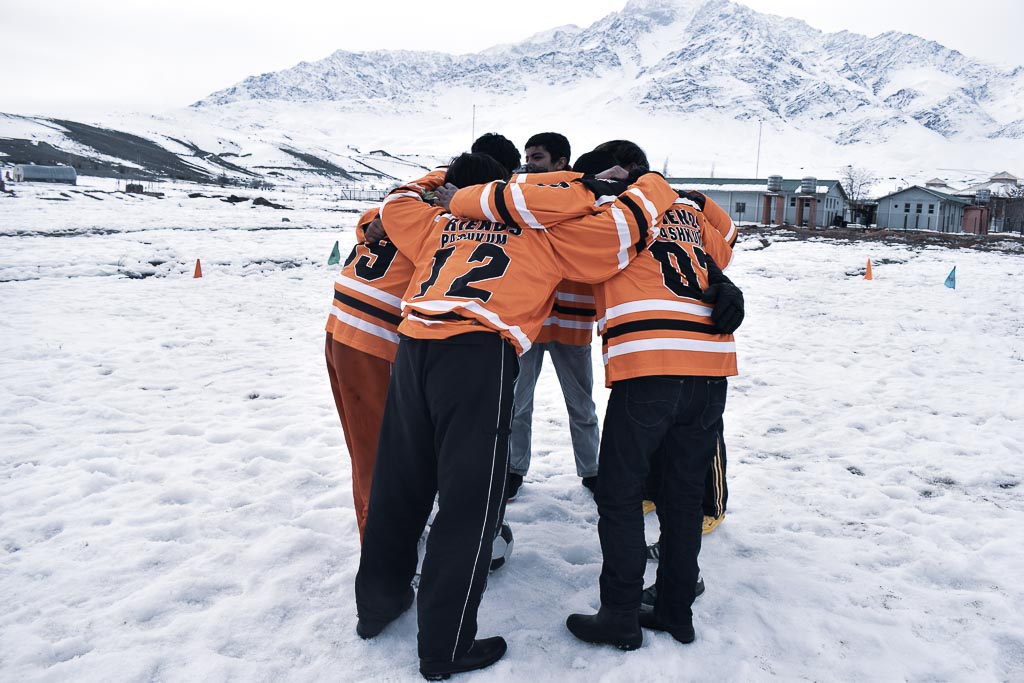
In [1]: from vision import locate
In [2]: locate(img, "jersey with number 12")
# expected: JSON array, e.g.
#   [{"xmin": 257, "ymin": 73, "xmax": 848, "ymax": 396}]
[{"xmin": 380, "ymin": 171, "xmax": 680, "ymax": 355}]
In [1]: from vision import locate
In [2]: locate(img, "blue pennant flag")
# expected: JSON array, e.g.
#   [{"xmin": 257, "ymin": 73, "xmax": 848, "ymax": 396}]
[{"xmin": 944, "ymin": 266, "xmax": 956, "ymax": 289}]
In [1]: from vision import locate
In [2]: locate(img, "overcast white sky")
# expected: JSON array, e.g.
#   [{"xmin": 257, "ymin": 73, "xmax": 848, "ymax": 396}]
[{"xmin": 1, "ymin": 0, "xmax": 1020, "ymax": 116}]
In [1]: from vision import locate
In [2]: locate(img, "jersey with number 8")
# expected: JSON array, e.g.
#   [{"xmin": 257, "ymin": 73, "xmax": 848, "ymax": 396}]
[{"xmin": 449, "ymin": 180, "xmax": 737, "ymax": 383}]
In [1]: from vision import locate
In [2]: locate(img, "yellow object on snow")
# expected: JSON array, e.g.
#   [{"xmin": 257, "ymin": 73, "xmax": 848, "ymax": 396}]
[{"xmin": 703, "ymin": 514, "xmax": 725, "ymax": 534}]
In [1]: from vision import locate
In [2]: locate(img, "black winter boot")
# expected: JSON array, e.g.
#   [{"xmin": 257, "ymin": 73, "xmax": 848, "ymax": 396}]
[
  {"xmin": 356, "ymin": 585, "xmax": 415, "ymax": 639},
  {"xmin": 419, "ymin": 636, "xmax": 507, "ymax": 680},
  {"xmin": 566, "ymin": 607, "xmax": 642, "ymax": 651},
  {"xmin": 638, "ymin": 610, "xmax": 695, "ymax": 644}
]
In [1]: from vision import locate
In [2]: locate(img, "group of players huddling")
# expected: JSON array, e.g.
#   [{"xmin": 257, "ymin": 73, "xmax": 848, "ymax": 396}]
[{"xmin": 324, "ymin": 132, "xmax": 744, "ymax": 680}]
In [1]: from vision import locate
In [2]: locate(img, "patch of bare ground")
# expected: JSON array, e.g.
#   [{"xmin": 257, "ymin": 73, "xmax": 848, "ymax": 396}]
[{"xmin": 738, "ymin": 225, "xmax": 1023, "ymax": 254}]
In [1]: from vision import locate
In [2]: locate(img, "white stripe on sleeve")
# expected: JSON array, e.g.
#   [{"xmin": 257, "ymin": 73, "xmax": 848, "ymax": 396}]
[
  {"xmin": 479, "ymin": 181, "xmax": 498, "ymax": 223},
  {"xmin": 627, "ymin": 187, "xmax": 659, "ymax": 226},
  {"xmin": 612, "ymin": 207, "xmax": 631, "ymax": 271},
  {"xmin": 510, "ymin": 183, "xmax": 546, "ymax": 230}
]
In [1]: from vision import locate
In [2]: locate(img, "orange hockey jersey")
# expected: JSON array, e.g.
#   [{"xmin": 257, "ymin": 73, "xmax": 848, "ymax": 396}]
[
  {"xmin": 380, "ymin": 171, "xmax": 680, "ymax": 355},
  {"xmin": 324, "ymin": 203, "xmax": 419, "ymax": 362},
  {"xmin": 491, "ymin": 172, "xmax": 599, "ymax": 346},
  {"xmin": 596, "ymin": 193, "xmax": 736, "ymax": 383},
  {"xmin": 536, "ymin": 280, "xmax": 596, "ymax": 346},
  {"xmin": 677, "ymin": 190, "xmax": 737, "ymax": 248},
  {"xmin": 452, "ymin": 178, "xmax": 737, "ymax": 383}
]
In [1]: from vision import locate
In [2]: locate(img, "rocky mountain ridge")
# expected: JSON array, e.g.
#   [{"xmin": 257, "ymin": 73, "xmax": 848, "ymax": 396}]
[{"xmin": 194, "ymin": 0, "xmax": 1024, "ymax": 146}]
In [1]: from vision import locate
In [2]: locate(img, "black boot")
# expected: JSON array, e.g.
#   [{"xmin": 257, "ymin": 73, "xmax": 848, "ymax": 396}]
[
  {"xmin": 356, "ymin": 585, "xmax": 415, "ymax": 639},
  {"xmin": 638, "ymin": 610, "xmax": 695, "ymax": 644},
  {"xmin": 419, "ymin": 636, "xmax": 507, "ymax": 681},
  {"xmin": 566, "ymin": 607, "xmax": 642, "ymax": 651}
]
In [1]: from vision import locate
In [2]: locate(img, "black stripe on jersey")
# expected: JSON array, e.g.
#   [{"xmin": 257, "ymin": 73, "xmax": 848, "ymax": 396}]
[
  {"xmin": 553, "ymin": 302, "xmax": 597, "ymax": 318},
  {"xmin": 679, "ymin": 190, "xmax": 707, "ymax": 210},
  {"xmin": 412, "ymin": 310, "xmax": 471, "ymax": 322},
  {"xmin": 492, "ymin": 182, "xmax": 520, "ymax": 230},
  {"xmin": 333, "ymin": 291, "xmax": 402, "ymax": 326},
  {"xmin": 602, "ymin": 318, "xmax": 719, "ymax": 341},
  {"xmin": 619, "ymin": 194, "xmax": 650, "ymax": 255}
]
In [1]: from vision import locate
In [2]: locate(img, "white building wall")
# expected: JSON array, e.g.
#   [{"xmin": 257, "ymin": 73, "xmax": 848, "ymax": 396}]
[
  {"xmin": 699, "ymin": 187, "xmax": 848, "ymax": 226},
  {"xmin": 877, "ymin": 188, "xmax": 962, "ymax": 232}
]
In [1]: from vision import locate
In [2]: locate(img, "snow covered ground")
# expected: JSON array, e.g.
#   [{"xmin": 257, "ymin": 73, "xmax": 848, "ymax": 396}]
[{"xmin": 1, "ymin": 180, "xmax": 1022, "ymax": 682}]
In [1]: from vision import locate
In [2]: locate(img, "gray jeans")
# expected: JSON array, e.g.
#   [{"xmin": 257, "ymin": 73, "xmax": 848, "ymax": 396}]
[{"xmin": 510, "ymin": 341, "xmax": 600, "ymax": 478}]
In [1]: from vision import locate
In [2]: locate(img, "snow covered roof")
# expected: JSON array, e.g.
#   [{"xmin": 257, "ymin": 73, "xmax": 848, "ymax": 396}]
[
  {"xmin": 14, "ymin": 164, "xmax": 77, "ymax": 180},
  {"xmin": 956, "ymin": 177, "xmax": 1022, "ymax": 197},
  {"xmin": 666, "ymin": 177, "xmax": 843, "ymax": 196},
  {"xmin": 875, "ymin": 185, "xmax": 971, "ymax": 205}
]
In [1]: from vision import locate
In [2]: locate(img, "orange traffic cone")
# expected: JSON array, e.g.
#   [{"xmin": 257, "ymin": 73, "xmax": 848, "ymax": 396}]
[
  {"xmin": 864, "ymin": 259, "xmax": 873, "ymax": 280},
  {"xmin": 193, "ymin": 259, "xmax": 203, "ymax": 278}
]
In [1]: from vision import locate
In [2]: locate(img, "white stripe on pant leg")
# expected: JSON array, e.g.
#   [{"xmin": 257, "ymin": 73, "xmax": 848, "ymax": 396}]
[
  {"xmin": 715, "ymin": 434, "xmax": 724, "ymax": 515},
  {"xmin": 451, "ymin": 342, "xmax": 505, "ymax": 662},
  {"xmin": 718, "ymin": 436, "xmax": 724, "ymax": 515}
]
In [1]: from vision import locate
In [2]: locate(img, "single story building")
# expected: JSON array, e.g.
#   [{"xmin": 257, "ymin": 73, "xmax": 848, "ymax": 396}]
[
  {"xmin": 12, "ymin": 164, "xmax": 77, "ymax": 184},
  {"xmin": 874, "ymin": 186, "xmax": 970, "ymax": 233},
  {"xmin": 665, "ymin": 176, "xmax": 849, "ymax": 228}
]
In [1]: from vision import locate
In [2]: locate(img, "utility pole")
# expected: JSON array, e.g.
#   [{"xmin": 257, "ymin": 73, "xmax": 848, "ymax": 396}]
[{"xmin": 755, "ymin": 119, "xmax": 763, "ymax": 178}]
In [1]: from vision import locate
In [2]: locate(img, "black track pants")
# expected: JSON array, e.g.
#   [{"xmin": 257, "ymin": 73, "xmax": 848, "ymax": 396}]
[
  {"xmin": 703, "ymin": 422, "xmax": 727, "ymax": 518},
  {"xmin": 355, "ymin": 332, "xmax": 517, "ymax": 664}
]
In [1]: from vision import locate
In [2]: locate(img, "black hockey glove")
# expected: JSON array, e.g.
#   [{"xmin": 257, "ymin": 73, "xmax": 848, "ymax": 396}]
[
  {"xmin": 578, "ymin": 177, "xmax": 628, "ymax": 198},
  {"xmin": 700, "ymin": 283, "xmax": 744, "ymax": 334},
  {"xmin": 700, "ymin": 260, "xmax": 744, "ymax": 334}
]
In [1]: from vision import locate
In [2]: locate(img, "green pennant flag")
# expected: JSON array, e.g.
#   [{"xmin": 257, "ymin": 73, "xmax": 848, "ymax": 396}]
[{"xmin": 328, "ymin": 240, "xmax": 341, "ymax": 266}]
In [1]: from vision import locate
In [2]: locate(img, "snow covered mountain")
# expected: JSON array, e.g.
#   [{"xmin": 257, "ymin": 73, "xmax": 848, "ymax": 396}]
[
  {"xmin": 195, "ymin": 0, "xmax": 1024, "ymax": 148},
  {"xmin": 3, "ymin": 0, "xmax": 1022, "ymax": 185}
]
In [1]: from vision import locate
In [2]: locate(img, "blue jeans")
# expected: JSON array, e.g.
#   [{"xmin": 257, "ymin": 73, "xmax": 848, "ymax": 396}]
[{"xmin": 510, "ymin": 341, "xmax": 599, "ymax": 478}]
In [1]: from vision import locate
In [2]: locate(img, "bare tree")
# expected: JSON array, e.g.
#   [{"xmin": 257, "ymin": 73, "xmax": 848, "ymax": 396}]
[
  {"xmin": 1004, "ymin": 186, "xmax": 1024, "ymax": 234},
  {"xmin": 840, "ymin": 165, "xmax": 879, "ymax": 224}
]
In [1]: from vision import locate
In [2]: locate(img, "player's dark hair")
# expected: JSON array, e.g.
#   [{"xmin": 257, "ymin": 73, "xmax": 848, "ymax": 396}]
[
  {"xmin": 573, "ymin": 150, "xmax": 619, "ymax": 176},
  {"xmin": 444, "ymin": 153, "xmax": 509, "ymax": 188},
  {"xmin": 593, "ymin": 140, "xmax": 649, "ymax": 170},
  {"xmin": 471, "ymin": 133, "xmax": 520, "ymax": 177},
  {"xmin": 525, "ymin": 132, "xmax": 571, "ymax": 167}
]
